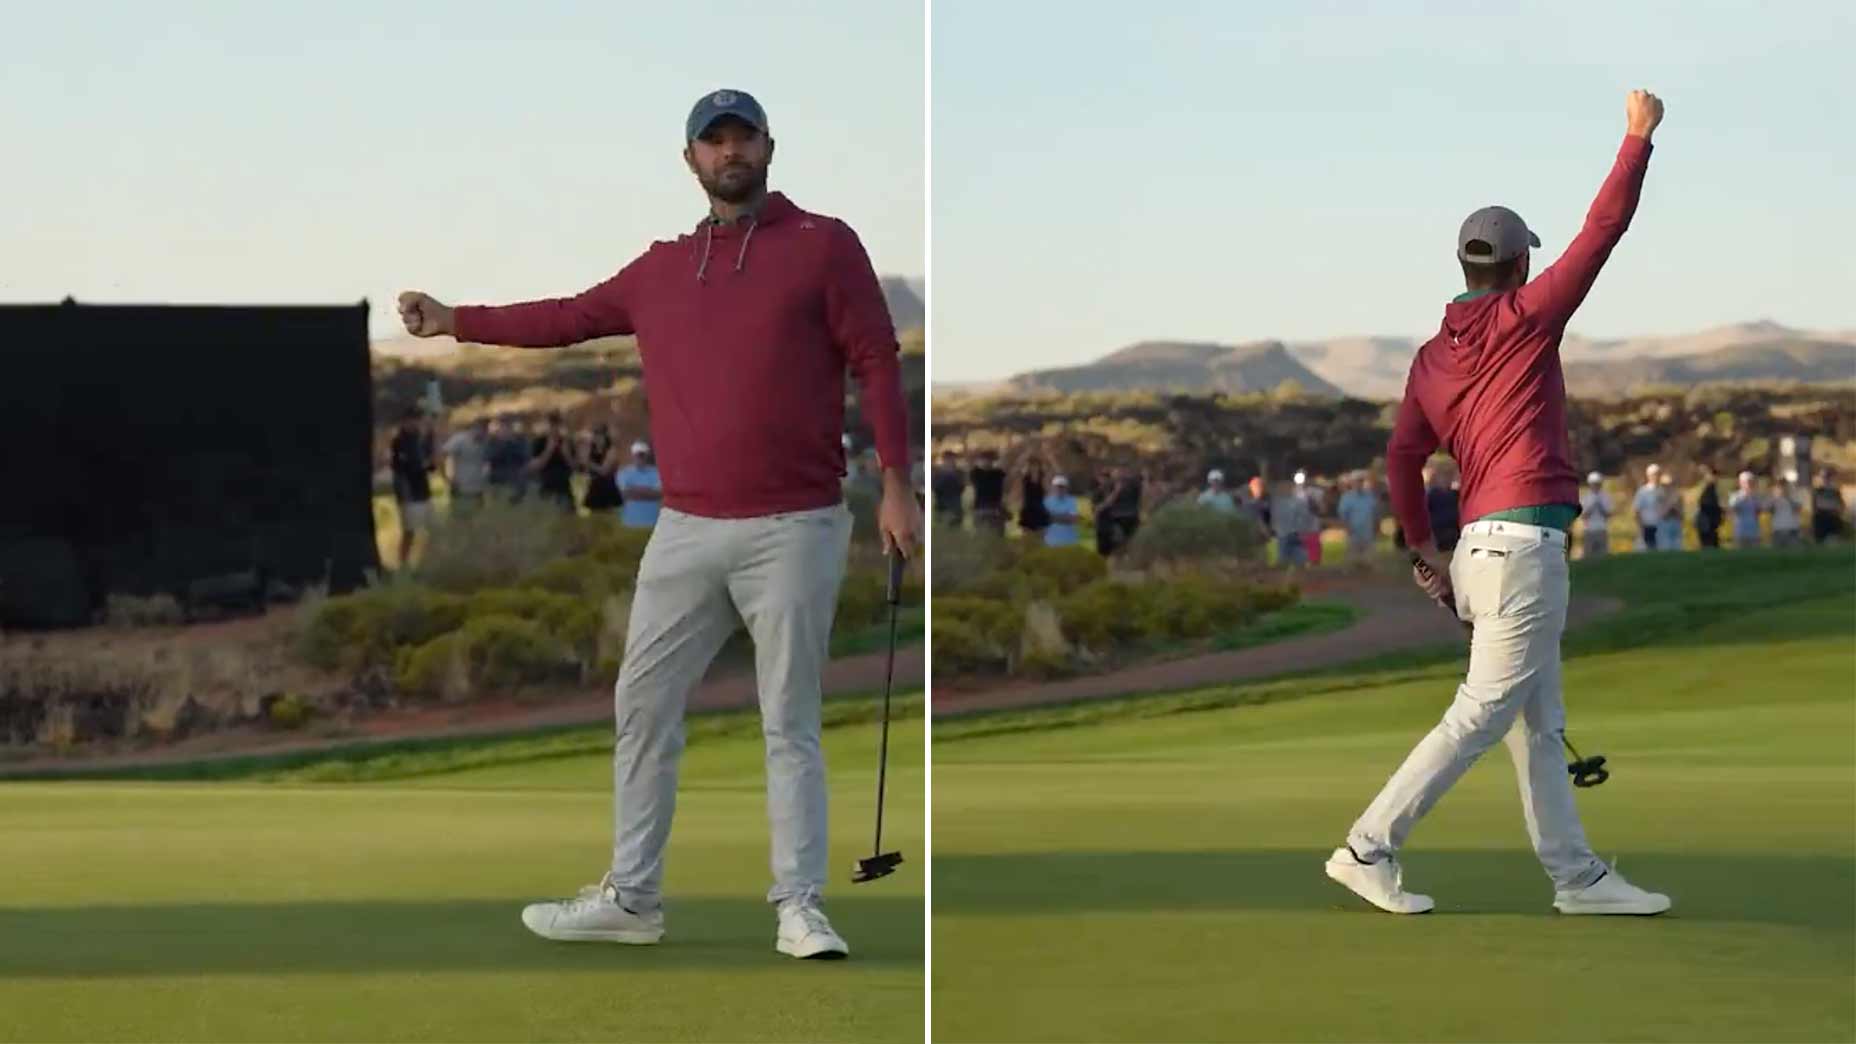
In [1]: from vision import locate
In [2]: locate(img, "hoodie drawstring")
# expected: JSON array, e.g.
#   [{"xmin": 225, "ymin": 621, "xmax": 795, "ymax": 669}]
[
  {"xmin": 734, "ymin": 216, "xmax": 758, "ymax": 273},
  {"xmin": 695, "ymin": 223, "xmax": 716, "ymax": 283}
]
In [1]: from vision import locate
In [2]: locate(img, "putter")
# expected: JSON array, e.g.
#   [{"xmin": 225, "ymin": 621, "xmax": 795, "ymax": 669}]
[
  {"xmin": 1410, "ymin": 551, "xmax": 1610, "ymax": 787},
  {"xmin": 851, "ymin": 547, "xmax": 906, "ymax": 884}
]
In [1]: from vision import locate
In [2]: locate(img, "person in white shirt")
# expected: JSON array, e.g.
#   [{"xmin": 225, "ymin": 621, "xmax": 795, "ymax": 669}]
[
  {"xmin": 616, "ymin": 441, "xmax": 664, "ymax": 529},
  {"xmin": 1336, "ymin": 473, "xmax": 1380, "ymax": 558},
  {"xmin": 1769, "ymin": 478, "xmax": 1803, "ymax": 546},
  {"xmin": 1043, "ymin": 476, "xmax": 1081, "ymax": 547},
  {"xmin": 1578, "ymin": 471, "xmax": 1614, "ymax": 559},
  {"xmin": 1633, "ymin": 464, "xmax": 1667, "ymax": 550},
  {"xmin": 1729, "ymin": 471, "xmax": 1766, "ymax": 548},
  {"xmin": 1198, "ymin": 469, "xmax": 1238, "ymax": 513}
]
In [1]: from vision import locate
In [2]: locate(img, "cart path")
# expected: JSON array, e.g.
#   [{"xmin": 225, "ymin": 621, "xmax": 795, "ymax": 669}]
[{"xmin": 933, "ymin": 582, "xmax": 1621, "ymax": 717}]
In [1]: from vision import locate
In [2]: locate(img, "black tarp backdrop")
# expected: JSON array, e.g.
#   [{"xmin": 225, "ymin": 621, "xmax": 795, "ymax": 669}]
[{"xmin": 0, "ymin": 301, "xmax": 379, "ymax": 627}]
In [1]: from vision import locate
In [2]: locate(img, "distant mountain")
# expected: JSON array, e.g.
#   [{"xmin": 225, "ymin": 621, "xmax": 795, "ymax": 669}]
[
  {"xmin": 1008, "ymin": 340, "xmax": 1344, "ymax": 397},
  {"xmin": 1280, "ymin": 321, "xmax": 1855, "ymax": 399},
  {"xmin": 1564, "ymin": 337, "xmax": 1856, "ymax": 396},
  {"xmin": 880, "ymin": 277, "xmax": 925, "ymax": 332}
]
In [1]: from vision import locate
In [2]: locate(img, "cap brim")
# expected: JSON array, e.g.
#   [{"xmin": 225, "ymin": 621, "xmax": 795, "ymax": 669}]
[
  {"xmin": 689, "ymin": 109, "xmax": 766, "ymax": 141},
  {"xmin": 1527, "ymin": 231, "xmax": 1542, "ymax": 248}
]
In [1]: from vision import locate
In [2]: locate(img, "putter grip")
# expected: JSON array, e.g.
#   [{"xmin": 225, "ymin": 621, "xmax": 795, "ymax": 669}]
[{"xmin": 886, "ymin": 550, "xmax": 904, "ymax": 606}]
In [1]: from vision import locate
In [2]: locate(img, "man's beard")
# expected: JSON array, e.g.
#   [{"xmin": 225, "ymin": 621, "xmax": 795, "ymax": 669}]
[{"xmin": 700, "ymin": 161, "xmax": 768, "ymax": 204}]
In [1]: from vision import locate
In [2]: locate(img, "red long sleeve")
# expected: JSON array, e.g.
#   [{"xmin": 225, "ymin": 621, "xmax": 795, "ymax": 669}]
[
  {"xmin": 454, "ymin": 265, "xmax": 636, "ymax": 347},
  {"xmin": 826, "ymin": 225, "xmax": 911, "ymax": 474}
]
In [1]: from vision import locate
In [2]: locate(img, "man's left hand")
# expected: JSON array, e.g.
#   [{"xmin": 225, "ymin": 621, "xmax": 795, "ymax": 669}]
[{"xmin": 878, "ymin": 469, "xmax": 923, "ymax": 559}]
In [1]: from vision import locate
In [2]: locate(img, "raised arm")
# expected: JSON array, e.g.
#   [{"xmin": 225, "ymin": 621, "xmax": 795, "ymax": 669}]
[
  {"xmin": 1515, "ymin": 90, "xmax": 1662, "ymax": 329},
  {"xmin": 398, "ymin": 259, "xmax": 640, "ymax": 349}
]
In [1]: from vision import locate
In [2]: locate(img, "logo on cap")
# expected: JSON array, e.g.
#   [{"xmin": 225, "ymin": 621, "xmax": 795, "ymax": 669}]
[{"xmin": 711, "ymin": 90, "xmax": 737, "ymax": 106}]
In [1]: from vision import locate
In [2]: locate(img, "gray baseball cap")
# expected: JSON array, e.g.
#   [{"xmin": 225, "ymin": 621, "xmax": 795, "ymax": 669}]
[
  {"xmin": 1457, "ymin": 205, "xmax": 1541, "ymax": 264},
  {"xmin": 685, "ymin": 88, "xmax": 769, "ymax": 142}
]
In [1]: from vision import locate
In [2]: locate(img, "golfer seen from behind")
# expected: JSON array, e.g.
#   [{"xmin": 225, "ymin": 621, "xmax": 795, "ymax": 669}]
[
  {"xmin": 398, "ymin": 89, "xmax": 920, "ymax": 958},
  {"xmin": 1326, "ymin": 90, "xmax": 1672, "ymax": 917}
]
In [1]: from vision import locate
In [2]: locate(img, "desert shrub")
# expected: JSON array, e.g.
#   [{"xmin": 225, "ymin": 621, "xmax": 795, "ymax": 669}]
[
  {"xmin": 930, "ymin": 522, "xmax": 1016, "ymax": 594},
  {"xmin": 1124, "ymin": 501, "xmax": 1266, "ymax": 568},
  {"xmin": 1054, "ymin": 581, "xmax": 1147, "ymax": 650},
  {"xmin": 413, "ymin": 498, "xmax": 585, "ymax": 592},
  {"xmin": 581, "ymin": 519, "xmax": 654, "ymax": 574},
  {"xmin": 268, "ymin": 693, "xmax": 311, "ymax": 729},
  {"xmin": 1133, "ymin": 576, "xmax": 1256, "ymax": 640},
  {"xmin": 1015, "ymin": 646, "xmax": 1073, "ymax": 680},
  {"xmin": 518, "ymin": 556, "xmax": 619, "ymax": 598},
  {"xmin": 931, "ymin": 595, "xmax": 1025, "ymax": 675},
  {"xmin": 1013, "ymin": 545, "xmax": 1108, "ymax": 598},
  {"xmin": 931, "ymin": 617, "xmax": 999, "ymax": 676},
  {"xmin": 296, "ymin": 581, "xmax": 468, "ymax": 673},
  {"xmin": 1250, "ymin": 582, "xmax": 1301, "ymax": 614},
  {"xmin": 836, "ymin": 570, "xmax": 889, "ymax": 631},
  {"xmin": 395, "ymin": 614, "xmax": 577, "ymax": 700},
  {"xmin": 466, "ymin": 588, "xmax": 600, "ymax": 660},
  {"xmin": 104, "ymin": 593, "xmax": 185, "ymax": 628}
]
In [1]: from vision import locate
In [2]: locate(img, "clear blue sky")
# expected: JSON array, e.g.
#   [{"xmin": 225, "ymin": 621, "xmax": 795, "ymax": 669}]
[
  {"xmin": 0, "ymin": 1, "xmax": 923, "ymax": 338},
  {"xmin": 934, "ymin": 2, "xmax": 1855, "ymax": 381}
]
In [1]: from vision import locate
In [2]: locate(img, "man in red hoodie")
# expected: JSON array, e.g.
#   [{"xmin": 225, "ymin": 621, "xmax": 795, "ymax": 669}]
[
  {"xmin": 396, "ymin": 89, "xmax": 920, "ymax": 958},
  {"xmin": 1325, "ymin": 90, "xmax": 1671, "ymax": 918}
]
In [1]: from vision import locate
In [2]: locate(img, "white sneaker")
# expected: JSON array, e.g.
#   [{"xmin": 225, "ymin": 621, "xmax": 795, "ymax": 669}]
[
  {"xmin": 520, "ymin": 874, "xmax": 665, "ymax": 943},
  {"xmin": 1324, "ymin": 846, "xmax": 1436, "ymax": 914},
  {"xmin": 775, "ymin": 900, "xmax": 850, "ymax": 959},
  {"xmin": 1554, "ymin": 862, "xmax": 1672, "ymax": 916}
]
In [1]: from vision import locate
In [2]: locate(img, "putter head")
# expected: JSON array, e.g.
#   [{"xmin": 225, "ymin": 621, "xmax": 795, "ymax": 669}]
[
  {"xmin": 852, "ymin": 851, "xmax": 904, "ymax": 883},
  {"xmin": 1568, "ymin": 754, "xmax": 1609, "ymax": 788}
]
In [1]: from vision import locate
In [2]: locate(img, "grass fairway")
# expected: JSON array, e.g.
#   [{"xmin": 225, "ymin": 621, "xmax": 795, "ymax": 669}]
[
  {"xmin": 0, "ymin": 708, "xmax": 923, "ymax": 1042},
  {"xmin": 933, "ymin": 549, "xmax": 1856, "ymax": 1042}
]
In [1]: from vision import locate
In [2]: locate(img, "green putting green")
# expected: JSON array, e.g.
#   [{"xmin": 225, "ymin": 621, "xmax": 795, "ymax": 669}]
[
  {"xmin": 934, "ymin": 549, "xmax": 1855, "ymax": 1042},
  {"xmin": 0, "ymin": 711, "xmax": 923, "ymax": 1042}
]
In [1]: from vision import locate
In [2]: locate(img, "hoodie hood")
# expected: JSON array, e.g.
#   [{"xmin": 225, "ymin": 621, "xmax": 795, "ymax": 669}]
[{"xmin": 1434, "ymin": 290, "xmax": 1509, "ymax": 372}]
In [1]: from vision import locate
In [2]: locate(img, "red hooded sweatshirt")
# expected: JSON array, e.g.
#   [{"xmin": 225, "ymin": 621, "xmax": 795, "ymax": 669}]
[
  {"xmin": 452, "ymin": 192, "xmax": 910, "ymax": 519},
  {"xmin": 1388, "ymin": 135, "xmax": 1653, "ymax": 547}
]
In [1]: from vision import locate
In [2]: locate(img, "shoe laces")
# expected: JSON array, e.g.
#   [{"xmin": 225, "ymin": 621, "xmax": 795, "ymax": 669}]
[
  {"xmin": 562, "ymin": 875, "xmax": 619, "ymax": 915},
  {"xmin": 785, "ymin": 903, "xmax": 833, "ymax": 937}
]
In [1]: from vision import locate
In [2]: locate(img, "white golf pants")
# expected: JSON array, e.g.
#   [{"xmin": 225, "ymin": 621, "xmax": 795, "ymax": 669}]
[
  {"xmin": 1347, "ymin": 521, "xmax": 1606, "ymax": 890},
  {"xmin": 608, "ymin": 503, "xmax": 851, "ymax": 912}
]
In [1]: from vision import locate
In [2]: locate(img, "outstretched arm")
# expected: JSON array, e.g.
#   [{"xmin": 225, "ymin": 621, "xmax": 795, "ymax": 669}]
[
  {"xmin": 1515, "ymin": 89, "xmax": 1662, "ymax": 330},
  {"xmin": 399, "ymin": 259, "xmax": 640, "ymax": 349}
]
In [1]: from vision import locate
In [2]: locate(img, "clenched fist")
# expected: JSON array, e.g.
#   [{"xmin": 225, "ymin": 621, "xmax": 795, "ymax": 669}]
[
  {"xmin": 397, "ymin": 291, "xmax": 456, "ymax": 338},
  {"xmin": 1625, "ymin": 89, "xmax": 1664, "ymax": 141}
]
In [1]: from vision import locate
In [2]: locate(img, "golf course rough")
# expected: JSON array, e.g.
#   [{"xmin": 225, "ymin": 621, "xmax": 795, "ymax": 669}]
[
  {"xmin": 933, "ymin": 548, "xmax": 1855, "ymax": 1042},
  {"xmin": 0, "ymin": 712, "xmax": 924, "ymax": 1043}
]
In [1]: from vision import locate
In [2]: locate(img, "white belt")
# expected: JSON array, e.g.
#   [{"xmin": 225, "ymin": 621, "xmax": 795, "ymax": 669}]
[{"xmin": 1461, "ymin": 519, "xmax": 1569, "ymax": 549}]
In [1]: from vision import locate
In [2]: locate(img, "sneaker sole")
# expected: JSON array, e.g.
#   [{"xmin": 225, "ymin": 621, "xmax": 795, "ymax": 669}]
[
  {"xmin": 526, "ymin": 925, "xmax": 665, "ymax": 944},
  {"xmin": 777, "ymin": 939, "xmax": 850, "ymax": 960},
  {"xmin": 1554, "ymin": 901, "xmax": 1672, "ymax": 916},
  {"xmin": 1324, "ymin": 861, "xmax": 1435, "ymax": 915}
]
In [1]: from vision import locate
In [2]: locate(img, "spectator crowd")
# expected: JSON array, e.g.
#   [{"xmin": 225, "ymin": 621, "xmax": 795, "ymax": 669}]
[{"xmin": 930, "ymin": 441, "xmax": 1852, "ymax": 567}]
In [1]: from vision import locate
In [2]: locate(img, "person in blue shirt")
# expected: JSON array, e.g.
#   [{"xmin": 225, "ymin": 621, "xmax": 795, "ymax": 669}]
[
  {"xmin": 1197, "ymin": 469, "xmax": 1239, "ymax": 513},
  {"xmin": 1044, "ymin": 475, "xmax": 1081, "ymax": 547},
  {"xmin": 1336, "ymin": 473, "xmax": 1381, "ymax": 558},
  {"xmin": 616, "ymin": 441, "xmax": 664, "ymax": 529}
]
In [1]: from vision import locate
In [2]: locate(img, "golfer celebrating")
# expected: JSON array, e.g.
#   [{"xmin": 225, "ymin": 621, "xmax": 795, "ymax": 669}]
[
  {"xmin": 1325, "ymin": 90, "xmax": 1671, "ymax": 917},
  {"xmin": 397, "ymin": 89, "xmax": 920, "ymax": 958}
]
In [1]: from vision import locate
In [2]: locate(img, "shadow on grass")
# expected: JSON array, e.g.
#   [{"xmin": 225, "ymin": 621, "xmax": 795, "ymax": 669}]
[
  {"xmin": 0, "ymin": 894, "xmax": 922, "ymax": 978},
  {"xmin": 932, "ymin": 848, "xmax": 1855, "ymax": 929}
]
